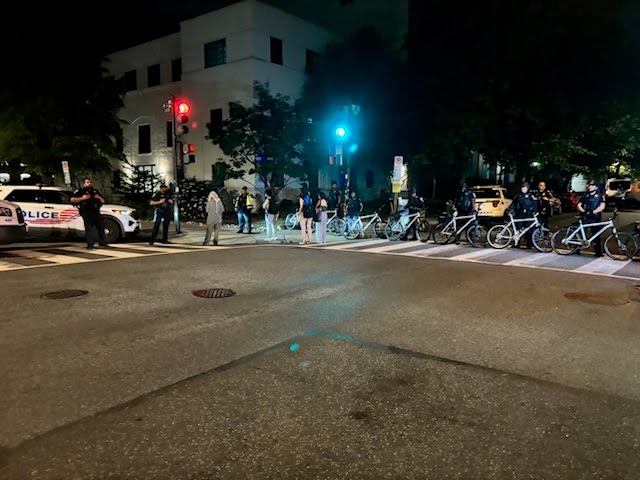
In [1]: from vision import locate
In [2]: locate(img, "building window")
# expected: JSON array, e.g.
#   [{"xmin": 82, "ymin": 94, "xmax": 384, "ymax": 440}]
[
  {"xmin": 270, "ymin": 37, "xmax": 283, "ymax": 65},
  {"xmin": 138, "ymin": 125, "xmax": 151, "ymax": 154},
  {"xmin": 124, "ymin": 70, "xmax": 137, "ymax": 92},
  {"xmin": 172, "ymin": 58, "xmax": 182, "ymax": 82},
  {"xmin": 305, "ymin": 49, "xmax": 319, "ymax": 74},
  {"xmin": 166, "ymin": 121, "xmax": 173, "ymax": 147},
  {"xmin": 134, "ymin": 165, "xmax": 156, "ymax": 193},
  {"xmin": 209, "ymin": 108, "xmax": 223, "ymax": 135},
  {"xmin": 204, "ymin": 39, "xmax": 226, "ymax": 68},
  {"xmin": 147, "ymin": 64, "xmax": 160, "ymax": 87},
  {"xmin": 366, "ymin": 169, "xmax": 374, "ymax": 189}
]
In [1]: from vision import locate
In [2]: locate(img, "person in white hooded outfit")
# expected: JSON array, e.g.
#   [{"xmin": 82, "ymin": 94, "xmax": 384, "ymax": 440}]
[{"xmin": 204, "ymin": 190, "xmax": 225, "ymax": 246}]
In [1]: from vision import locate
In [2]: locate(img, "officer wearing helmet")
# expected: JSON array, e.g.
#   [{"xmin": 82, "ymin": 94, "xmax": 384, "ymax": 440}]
[{"xmin": 577, "ymin": 179, "xmax": 606, "ymax": 257}]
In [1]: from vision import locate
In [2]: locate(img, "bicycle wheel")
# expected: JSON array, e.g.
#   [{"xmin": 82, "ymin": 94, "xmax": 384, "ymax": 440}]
[
  {"xmin": 344, "ymin": 221, "xmax": 361, "ymax": 240},
  {"xmin": 330, "ymin": 218, "xmax": 345, "ymax": 236},
  {"xmin": 431, "ymin": 223, "xmax": 452, "ymax": 244},
  {"xmin": 487, "ymin": 224, "xmax": 514, "ymax": 249},
  {"xmin": 466, "ymin": 224, "xmax": 488, "ymax": 248},
  {"xmin": 285, "ymin": 213, "xmax": 297, "ymax": 230},
  {"xmin": 373, "ymin": 220, "xmax": 385, "ymax": 239},
  {"xmin": 384, "ymin": 221, "xmax": 403, "ymax": 241},
  {"xmin": 550, "ymin": 227, "xmax": 579, "ymax": 255},
  {"xmin": 416, "ymin": 220, "xmax": 431, "ymax": 242},
  {"xmin": 532, "ymin": 227, "xmax": 553, "ymax": 253},
  {"xmin": 604, "ymin": 232, "xmax": 636, "ymax": 260}
]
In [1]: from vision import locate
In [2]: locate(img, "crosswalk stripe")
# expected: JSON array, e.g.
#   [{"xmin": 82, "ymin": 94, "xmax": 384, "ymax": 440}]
[
  {"xmin": 408, "ymin": 244, "xmax": 462, "ymax": 257},
  {"xmin": 8, "ymin": 249, "xmax": 91, "ymax": 265},
  {"xmin": 445, "ymin": 248, "xmax": 502, "ymax": 262},
  {"xmin": 362, "ymin": 241, "xmax": 431, "ymax": 254},
  {"xmin": 59, "ymin": 246, "xmax": 142, "ymax": 259},
  {"xmin": 574, "ymin": 258, "xmax": 630, "ymax": 275},
  {"xmin": 318, "ymin": 239, "xmax": 386, "ymax": 250},
  {"xmin": 503, "ymin": 252, "xmax": 560, "ymax": 267}
]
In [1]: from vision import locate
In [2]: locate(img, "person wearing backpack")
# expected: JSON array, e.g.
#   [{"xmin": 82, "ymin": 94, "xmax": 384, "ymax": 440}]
[
  {"xmin": 298, "ymin": 184, "xmax": 315, "ymax": 245},
  {"xmin": 262, "ymin": 189, "xmax": 279, "ymax": 241},
  {"xmin": 454, "ymin": 181, "xmax": 477, "ymax": 216}
]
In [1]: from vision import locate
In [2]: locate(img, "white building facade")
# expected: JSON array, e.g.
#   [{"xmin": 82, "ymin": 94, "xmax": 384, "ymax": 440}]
[{"xmin": 105, "ymin": 0, "xmax": 333, "ymax": 199}]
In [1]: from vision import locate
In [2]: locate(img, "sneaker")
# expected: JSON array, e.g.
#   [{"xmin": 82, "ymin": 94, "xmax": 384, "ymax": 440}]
[{"xmin": 299, "ymin": 241, "xmax": 305, "ymax": 245}]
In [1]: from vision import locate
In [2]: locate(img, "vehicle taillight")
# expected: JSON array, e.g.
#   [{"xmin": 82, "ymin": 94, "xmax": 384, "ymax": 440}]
[{"xmin": 492, "ymin": 201, "xmax": 499, "ymax": 207}]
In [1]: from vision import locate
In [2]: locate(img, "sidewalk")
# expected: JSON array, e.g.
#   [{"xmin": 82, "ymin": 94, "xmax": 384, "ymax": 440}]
[{"xmin": 140, "ymin": 219, "xmax": 353, "ymax": 246}]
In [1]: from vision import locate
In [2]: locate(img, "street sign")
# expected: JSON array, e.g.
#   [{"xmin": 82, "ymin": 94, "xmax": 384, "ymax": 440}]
[
  {"xmin": 61, "ymin": 161, "xmax": 71, "ymax": 185},
  {"xmin": 391, "ymin": 180, "xmax": 402, "ymax": 193},
  {"xmin": 393, "ymin": 156, "xmax": 403, "ymax": 181}
]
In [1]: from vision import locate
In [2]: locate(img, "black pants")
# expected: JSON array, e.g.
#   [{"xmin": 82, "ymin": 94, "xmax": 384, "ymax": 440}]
[
  {"xmin": 515, "ymin": 216, "xmax": 534, "ymax": 248},
  {"xmin": 82, "ymin": 214, "xmax": 106, "ymax": 247},
  {"xmin": 151, "ymin": 213, "xmax": 171, "ymax": 242},
  {"xmin": 585, "ymin": 216, "xmax": 602, "ymax": 256}
]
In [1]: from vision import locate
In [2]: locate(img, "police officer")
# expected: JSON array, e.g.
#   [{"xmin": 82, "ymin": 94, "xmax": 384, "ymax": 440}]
[
  {"xmin": 149, "ymin": 184, "xmax": 173, "ymax": 245},
  {"xmin": 454, "ymin": 181, "xmax": 477, "ymax": 216},
  {"xmin": 507, "ymin": 181, "xmax": 538, "ymax": 249},
  {"xmin": 70, "ymin": 177, "xmax": 107, "ymax": 249},
  {"xmin": 533, "ymin": 181, "xmax": 557, "ymax": 227},
  {"xmin": 402, "ymin": 187, "xmax": 425, "ymax": 241},
  {"xmin": 328, "ymin": 181, "xmax": 342, "ymax": 214},
  {"xmin": 577, "ymin": 179, "xmax": 606, "ymax": 257}
]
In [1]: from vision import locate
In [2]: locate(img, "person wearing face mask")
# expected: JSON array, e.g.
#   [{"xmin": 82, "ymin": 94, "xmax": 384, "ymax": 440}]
[
  {"xmin": 577, "ymin": 180, "xmax": 607, "ymax": 257},
  {"xmin": 506, "ymin": 181, "xmax": 538, "ymax": 249}
]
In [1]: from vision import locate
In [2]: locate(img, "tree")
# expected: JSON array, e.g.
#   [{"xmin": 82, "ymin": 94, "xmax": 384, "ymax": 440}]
[{"xmin": 205, "ymin": 82, "xmax": 307, "ymax": 196}]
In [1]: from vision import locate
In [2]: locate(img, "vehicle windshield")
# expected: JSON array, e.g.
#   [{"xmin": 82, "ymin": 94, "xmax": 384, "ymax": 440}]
[
  {"xmin": 472, "ymin": 188, "xmax": 501, "ymax": 199},
  {"xmin": 608, "ymin": 181, "xmax": 631, "ymax": 191}
]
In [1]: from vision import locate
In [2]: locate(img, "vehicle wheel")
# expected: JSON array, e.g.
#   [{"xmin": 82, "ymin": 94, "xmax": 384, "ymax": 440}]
[
  {"xmin": 431, "ymin": 223, "xmax": 451, "ymax": 244},
  {"xmin": 467, "ymin": 225, "xmax": 488, "ymax": 248},
  {"xmin": 487, "ymin": 224, "xmax": 513, "ymax": 249},
  {"xmin": 604, "ymin": 232, "xmax": 636, "ymax": 260},
  {"xmin": 285, "ymin": 213, "xmax": 297, "ymax": 230},
  {"xmin": 550, "ymin": 227, "xmax": 579, "ymax": 255},
  {"xmin": 103, "ymin": 217, "xmax": 122, "ymax": 244},
  {"xmin": 532, "ymin": 227, "xmax": 553, "ymax": 253},
  {"xmin": 384, "ymin": 221, "xmax": 402, "ymax": 241},
  {"xmin": 415, "ymin": 220, "xmax": 431, "ymax": 242}
]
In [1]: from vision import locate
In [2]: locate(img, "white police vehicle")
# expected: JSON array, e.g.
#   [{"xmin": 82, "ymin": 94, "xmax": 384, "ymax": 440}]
[
  {"xmin": 0, "ymin": 199, "xmax": 28, "ymax": 244},
  {"xmin": 0, "ymin": 185, "xmax": 140, "ymax": 244},
  {"xmin": 471, "ymin": 185, "xmax": 513, "ymax": 219}
]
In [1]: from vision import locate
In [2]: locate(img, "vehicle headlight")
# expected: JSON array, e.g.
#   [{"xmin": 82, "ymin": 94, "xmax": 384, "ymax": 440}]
[{"xmin": 111, "ymin": 209, "xmax": 130, "ymax": 216}]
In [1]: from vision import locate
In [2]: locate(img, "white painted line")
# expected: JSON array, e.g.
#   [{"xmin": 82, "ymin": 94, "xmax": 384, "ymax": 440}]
[
  {"xmin": 503, "ymin": 252, "xmax": 559, "ymax": 266},
  {"xmin": 574, "ymin": 258, "xmax": 630, "ymax": 275},
  {"xmin": 364, "ymin": 242, "xmax": 435, "ymax": 254},
  {"xmin": 319, "ymin": 239, "xmax": 386, "ymax": 250},
  {"xmin": 408, "ymin": 244, "xmax": 462, "ymax": 257},
  {"xmin": 59, "ymin": 246, "xmax": 141, "ymax": 259},
  {"xmin": 9, "ymin": 249, "xmax": 91, "ymax": 265},
  {"xmin": 118, "ymin": 243, "xmax": 201, "ymax": 253},
  {"xmin": 447, "ymin": 248, "xmax": 502, "ymax": 262},
  {"xmin": 0, "ymin": 260, "xmax": 27, "ymax": 272}
]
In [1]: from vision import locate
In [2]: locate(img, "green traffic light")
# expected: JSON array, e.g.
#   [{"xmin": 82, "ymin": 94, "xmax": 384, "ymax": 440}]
[{"xmin": 335, "ymin": 127, "xmax": 347, "ymax": 138}]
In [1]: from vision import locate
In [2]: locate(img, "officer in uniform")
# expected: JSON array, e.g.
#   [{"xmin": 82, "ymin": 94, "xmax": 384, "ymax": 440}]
[
  {"xmin": 70, "ymin": 177, "xmax": 107, "ymax": 249},
  {"xmin": 402, "ymin": 187, "xmax": 425, "ymax": 241},
  {"xmin": 328, "ymin": 181, "xmax": 342, "ymax": 215},
  {"xmin": 506, "ymin": 181, "xmax": 538, "ymax": 249},
  {"xmin": 577, "ymin": 179, "xmax": 606, "ymax": 257},
  {"xmin": 149, "ymin": 184, "xmax": 173, "ymax": 245},
  {"xmin": 454, "ymin": 181, "xmax": 477, "ymax": 216},
  {"xmin": 533, "ymin": 181, "xmax": 557, "ymax": 227}
]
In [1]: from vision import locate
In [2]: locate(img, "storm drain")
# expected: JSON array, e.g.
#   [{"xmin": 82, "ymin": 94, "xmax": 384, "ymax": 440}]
[
  {"xmin": 42, "ymin": 289, "xmax": 89, "ymax": 300},
  {"xmin": 192, "ymin": 288, "xmax": 236, "ymax": 299},
  {"xmin": 564, "ymin": 292, "xmax": 629, "ymax": 306}
]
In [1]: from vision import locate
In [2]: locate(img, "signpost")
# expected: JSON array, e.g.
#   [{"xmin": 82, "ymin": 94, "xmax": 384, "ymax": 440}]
[
  {"xmin": 61, "ymin": 160, "xmax": 71, "ymax": 186},
  {"xmin": 392, "ymin": 156, "xmax": 403, "ymax": 210}
]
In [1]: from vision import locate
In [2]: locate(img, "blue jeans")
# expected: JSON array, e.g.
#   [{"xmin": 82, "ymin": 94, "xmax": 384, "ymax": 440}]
[{"xmin": 237, "ymin": 211, "xmax": 250, "ymax": 232}]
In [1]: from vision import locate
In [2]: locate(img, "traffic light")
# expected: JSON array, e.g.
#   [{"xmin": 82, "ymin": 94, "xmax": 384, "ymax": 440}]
[
  {"xmin": 182, "ymin": 144, "xmax": 196, "ymax": 164},
  {"xmin": 175, "ymin": 101, "xmax": 190, "ymax": 136},
  {"xmin": 182, "ymin": 144, "xmax": 195, "ymax": 155},
  {"xmin": 335, "ymin": 125, "xmax": 348, "ymax": 140}
]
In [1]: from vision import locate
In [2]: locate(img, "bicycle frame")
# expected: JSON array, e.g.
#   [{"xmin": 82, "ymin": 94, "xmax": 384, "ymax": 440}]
[
  {"xmin": 439, "ymin": 212, "xmax": 477, "ymax": 237},
  {"xmin": 504, "ymin": 214, "xmax": 542, "ymax": 243},
  {"xmin": 562, "ymin": 218, "xmax": 615, "ymax": 247},
  {"xmin": 345, "ymin": 212, "xmax": 380, "ymax": 234}
]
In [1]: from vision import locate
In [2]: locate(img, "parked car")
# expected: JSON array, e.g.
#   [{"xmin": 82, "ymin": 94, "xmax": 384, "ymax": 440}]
[
  {"xmin": 0, "ymin": 185, "xmax": 140, "ymax": 244},
  {"xmin": 470, "ymin": 185, "xmax": 512, "ymax": 219},
  {"xmin": 0, "ymin": 199, "xmax": 28, "ymax": 244}
]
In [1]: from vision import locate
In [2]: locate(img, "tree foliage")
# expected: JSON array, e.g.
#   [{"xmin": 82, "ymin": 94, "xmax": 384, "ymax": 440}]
[{"xmin": 205, "ymin": 82, "xmax": 307, "ymax": 196}]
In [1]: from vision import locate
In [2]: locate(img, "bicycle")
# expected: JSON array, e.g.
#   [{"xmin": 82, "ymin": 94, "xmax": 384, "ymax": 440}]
[
  {"xmin": 550, "ymin": 209, "xmax": 635, "ymax": 260},
  {"xmin": 384, "ymin": 209, "xmax": 431, "ymax": 241},
  {"xmin": 284, "ymin": 212, "xmax": 315, "ymax": 233},
  {"xmin": 343, "ymin": 212, "xmax": 385, "ymax": 240},
  {"xmin": 430, "ymin": 211, "xmax": 488, "ymax": 248},
  {"xmin": 326, "ymin": 210, "xmax": 346, "ymax": 236},
  {"xmin": 487, "ymin": 213, "xmax": 553, "ymax": 252}
]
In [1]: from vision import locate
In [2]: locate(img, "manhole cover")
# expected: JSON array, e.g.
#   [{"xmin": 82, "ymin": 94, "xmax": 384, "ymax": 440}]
[
  {"xmin": 42, "ymin": 289, "xmax": 89, "ymax": 299},
  {"xmin": 564, "ymin": 292, "xmax": 629, "ymax": 306},
  {"xmin": 192, "ymin": 288, "xmax": 236, "ymax": 299}
]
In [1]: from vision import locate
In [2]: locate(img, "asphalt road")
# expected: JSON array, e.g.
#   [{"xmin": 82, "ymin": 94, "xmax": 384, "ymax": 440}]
[{"xmin": 1, "ymin": 245, "xmax": 639, "ymax": 479}]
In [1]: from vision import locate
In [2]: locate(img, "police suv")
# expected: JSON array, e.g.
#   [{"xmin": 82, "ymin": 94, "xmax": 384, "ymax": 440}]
[
  {"xmin": 0, "ymin": 185, "xmax": 140, "ymax": 244},
  {"xmin": 471, "ymin": 185, "xmax": 513, "ymax": 219},
  {"xmin": 0, "ymin": 199, "xmax": 28, "ymax": 244}
]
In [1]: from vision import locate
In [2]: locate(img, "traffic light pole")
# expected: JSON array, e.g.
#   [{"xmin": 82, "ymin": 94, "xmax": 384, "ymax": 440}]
[{"xmin": 170, "ymin": 95, "xmax": 182, "ymax": 234}]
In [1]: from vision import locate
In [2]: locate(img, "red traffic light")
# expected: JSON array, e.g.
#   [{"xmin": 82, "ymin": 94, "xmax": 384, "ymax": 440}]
[
  {"xmin": 176, "ymin": 102, "xmax": 190, "ymax": 114},
  {"xmin": 188, "ymin": 144, "xmax": 195, "ymax": 153},
  {"xmin": 182, "ymin": 143, "xmax": 196, "ymax": 154}
]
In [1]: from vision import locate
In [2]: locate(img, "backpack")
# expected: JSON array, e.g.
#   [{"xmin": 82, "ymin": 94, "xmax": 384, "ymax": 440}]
[
  {"xmin": 267, "ymin": 197, "xmax": 279, "ymax": 215},
  {"xmin": 302, "ymin": 194, "xmax": 314, "ymax": 218}
]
